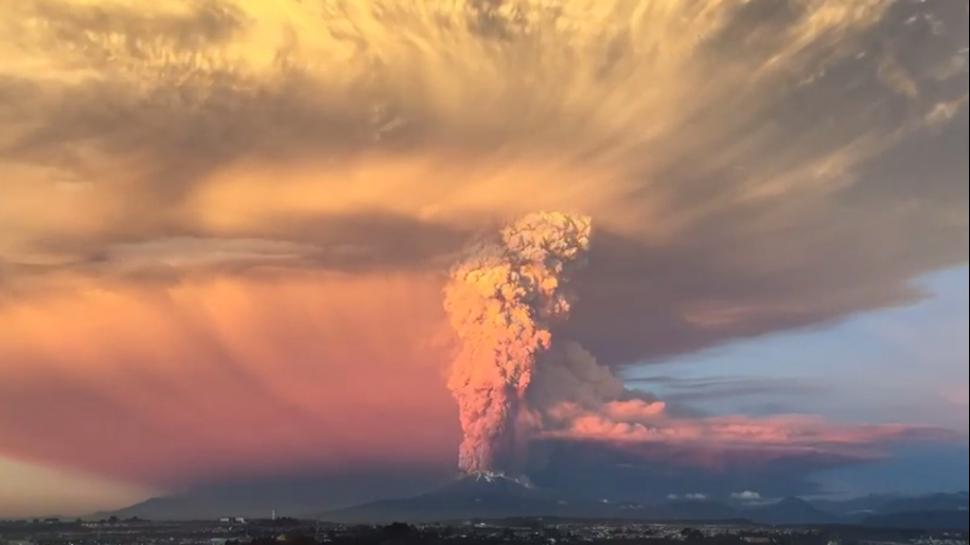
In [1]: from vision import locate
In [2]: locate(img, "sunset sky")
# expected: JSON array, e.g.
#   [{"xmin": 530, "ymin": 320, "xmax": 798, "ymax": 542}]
[{"xmin": 0, "ymin": 0, "xmax": 967, "ymax": 518}]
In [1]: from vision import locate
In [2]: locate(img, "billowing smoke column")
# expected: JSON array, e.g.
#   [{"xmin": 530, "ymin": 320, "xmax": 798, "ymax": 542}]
[{"xmin": 443, "ymin": 212, "xmax": 592, "ymax": 474}]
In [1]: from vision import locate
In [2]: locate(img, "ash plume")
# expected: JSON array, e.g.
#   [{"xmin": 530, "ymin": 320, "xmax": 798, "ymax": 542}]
[{"xmin": 443, "ymin": 212, "xmax": 592, "ymax": 474}]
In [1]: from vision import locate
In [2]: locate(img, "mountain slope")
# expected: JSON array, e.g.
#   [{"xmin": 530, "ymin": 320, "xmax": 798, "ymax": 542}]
[
  {"xmin": 98, "ymin": 482, "xmax": 969, "ymax": 528},
  {"xmin": 322, "ymin": 474, "xmax": 745, "ymax": 523},
  {"xmin": 742, "ymin": 497, "xmax": 836, "ymax": 525},
  {"xmin": 875, "ymin": 492, "xmax": 968, "ymax": 514},
  {"xmin": 91, "ymin": 496, "xmax": 218, "ymax": 521},
  {"xmin": 320, "ymin": 474, "xmax": 578, "ymax": 522},
  {"xmin": 862, "ymin": 510, "xmax": 969, "ymax": 530}
]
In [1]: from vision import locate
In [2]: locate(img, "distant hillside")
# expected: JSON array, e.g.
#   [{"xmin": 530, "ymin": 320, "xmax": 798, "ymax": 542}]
[
  {"xmin": 874, "ymin": 492, "xmax": 968, "ymax": 514},
  {"xmin": 320, "ymin": 476, "xmax": 818, "ymax": 525},
  {"xmin": 742, "ymin": 497, "xmax": 835, "ymax": 525},
  {"xmin": 320, "ymin": 474, "xmax": 591, "ymax": 523},
  {"xmin": 323, "ymin": 484, "xmax": 970, "ymax": 528},
  {"xmin": 809, "ymin": 494, "xmax": 900, "ymax": 517},
  {"xmin": 92, "ymin": 496, "xmax": 219, "ymax": 521},
  {"xmin": 98, "ymin": 482, "xmax": 969, "ymax": 530},
  {"xmin": 862, "ymin": 510, "xmax": 969, "ymax": 531},
  {"xmin": 319, "ymin": 474, "xmax": 755, "ymax": 523}
]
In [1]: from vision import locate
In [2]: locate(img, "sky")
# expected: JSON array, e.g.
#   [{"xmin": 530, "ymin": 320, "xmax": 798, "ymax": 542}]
[
  {"xmin": 0, "ymin": 0, "xmax": 967, "ymax": 518},
  {"xmin": 625, "ymin": 266, "xmax": 969, "ymax": 497}
]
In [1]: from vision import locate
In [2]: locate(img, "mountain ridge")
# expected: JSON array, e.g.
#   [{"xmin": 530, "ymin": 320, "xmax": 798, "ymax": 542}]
[{"xmin": 95, "ymin": 483, "xmax": 969, "ymax": 529}]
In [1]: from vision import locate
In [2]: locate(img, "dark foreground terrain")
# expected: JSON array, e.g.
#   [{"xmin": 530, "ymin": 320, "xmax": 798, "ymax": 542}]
[{"xmin": 1, "ymin": 517, "xmax": 967, "ymax": 545}]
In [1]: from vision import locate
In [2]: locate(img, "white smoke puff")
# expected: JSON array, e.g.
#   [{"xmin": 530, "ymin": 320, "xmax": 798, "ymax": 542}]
[{"xmin": 443, "ymin": 211, "xmax": 591, "ymax": 474}]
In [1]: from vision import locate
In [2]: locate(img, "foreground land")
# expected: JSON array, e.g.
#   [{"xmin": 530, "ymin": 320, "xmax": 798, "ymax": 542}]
[{"xmin": 1, "ymin": 517, "xmax": 967, "ymax": 545}]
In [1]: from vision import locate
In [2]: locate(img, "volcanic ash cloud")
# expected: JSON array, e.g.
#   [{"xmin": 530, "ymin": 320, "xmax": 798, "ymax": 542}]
[{"xmin": 443, "ymin": 212, "xmax": 592, "ymax": 475}]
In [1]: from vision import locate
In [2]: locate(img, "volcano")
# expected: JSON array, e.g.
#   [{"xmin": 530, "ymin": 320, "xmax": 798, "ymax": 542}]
[
  {"xmin": 318, "ymin": 473, "xmax": 765, "ymax": 523},
  {"xmin": 319, "ymin": 472, "xmax": 609, "ymax": 523},
  {"xmin": 316, "ymin": 472, "xmax": 741, "ymax": 523}
]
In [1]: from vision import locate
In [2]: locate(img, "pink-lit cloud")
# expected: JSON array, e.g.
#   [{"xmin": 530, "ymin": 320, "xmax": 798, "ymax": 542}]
[{"xmin": 0, "ymin": 272, "xmax": 459, "ymax": 485}]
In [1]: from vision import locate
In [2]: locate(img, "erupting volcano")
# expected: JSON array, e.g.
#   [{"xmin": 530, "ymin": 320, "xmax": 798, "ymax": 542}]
[{"xmin": 443, "ymin": 212, "xmax": 592, "ymax": 475}]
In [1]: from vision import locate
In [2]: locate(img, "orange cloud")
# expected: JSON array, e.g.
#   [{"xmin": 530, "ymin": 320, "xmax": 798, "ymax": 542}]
[{"xmin": 0, "ymin": 271, "xmax": 459, "ymax": 485}]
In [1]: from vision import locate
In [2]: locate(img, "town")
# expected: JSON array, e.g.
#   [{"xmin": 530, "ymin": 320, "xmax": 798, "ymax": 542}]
[{"xmin": 1, "ymin": 517, "xmax": 966, "ymax": 545}]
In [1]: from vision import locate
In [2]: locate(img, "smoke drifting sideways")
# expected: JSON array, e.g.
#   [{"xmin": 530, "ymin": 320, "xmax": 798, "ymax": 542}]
[
  {"xmin": 441, "ymin": 213, "xmax": 941, "ymax": 478},
  {"xmin": 443, "ymin": 212, "xmax": 592, "ymax": 475}
]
